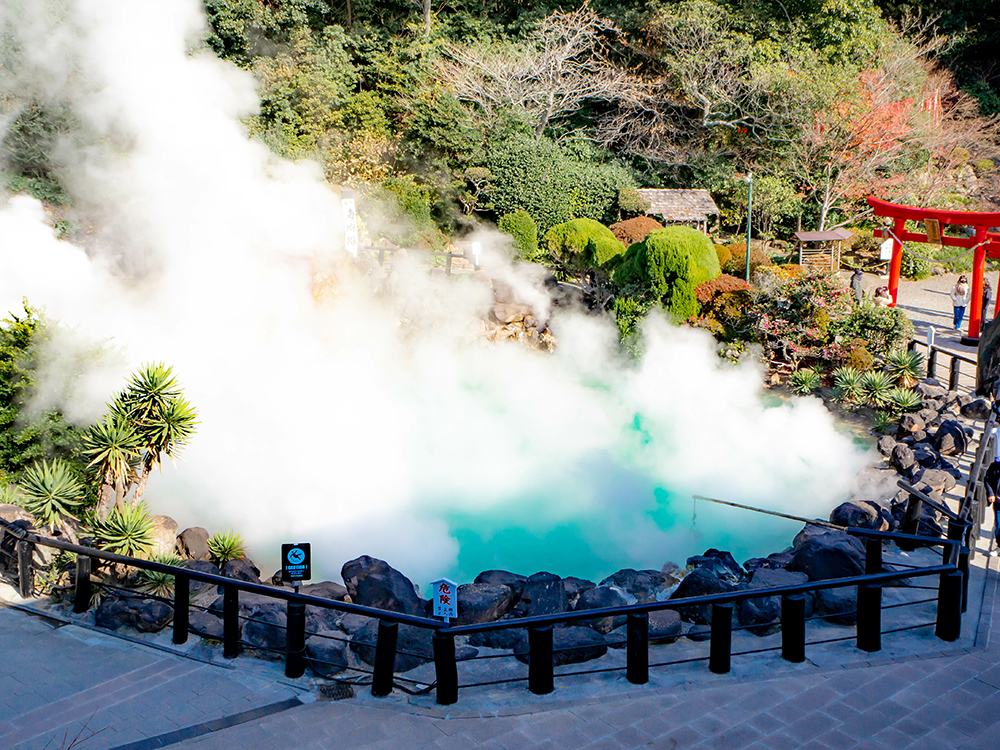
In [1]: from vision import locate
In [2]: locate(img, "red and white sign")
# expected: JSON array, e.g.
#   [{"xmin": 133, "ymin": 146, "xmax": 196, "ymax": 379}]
[{"xmin": 430, "ymin": 578, "xmax": 458, "ymax": 620}]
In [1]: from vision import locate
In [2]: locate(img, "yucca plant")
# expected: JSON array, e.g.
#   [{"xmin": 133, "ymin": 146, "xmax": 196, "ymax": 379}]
[
  {"xmin": 138, "ymin": 552, "xmax": 184, "ymax": 598},
  {"xmin": 95, "ymin": 501, "xmax": 155, "ymax": 558},
  {"xmin": 0, "ymin": 483, "xmax": 22, "ymax": 505},
  {"xmin": 832, "ymin": 366, "xmax": 864, "ymax": 403},
  {"xmin": 208, "ymin": 530, "xmax": 247, "ymax": 564},
  {"xmin": 873, "ymin": 411, "xmax": 895, "ymax": 434},
  {"xmin": 884, "ymin": 349, "xmax": 925, "ymax": 388},
  {"xmin": 788, "ymin": 369, "xmax": 822, "ymax": 395},
  {"xmin": 18, "ymin": 459, "xmax": 85, "ymax": 541},
  {"xmin": 887, "ymin": 386, "xmax": 923, "ymax": 415},
  {"xmin": 860, "ymin": 370, "xmax": 896, "ymax": 407}
]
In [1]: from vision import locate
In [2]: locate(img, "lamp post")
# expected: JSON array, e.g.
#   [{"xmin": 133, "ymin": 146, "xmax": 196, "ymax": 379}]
[{"xmin": 744, "ymin": 173, "xmax": 754, "ymax": 283}]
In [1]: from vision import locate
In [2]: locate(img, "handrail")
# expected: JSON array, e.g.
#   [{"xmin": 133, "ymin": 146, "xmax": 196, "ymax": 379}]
[
  {"xmin": 0, "ymin": 519, "xmax": 442, "ymax": 628},
  {"xmin": 910, "ymin": 338, "xmax": 977, "ymax": 366},
  {"xmin": 439, "ymin": 564, "xmax": 956, "ymax": 636}
]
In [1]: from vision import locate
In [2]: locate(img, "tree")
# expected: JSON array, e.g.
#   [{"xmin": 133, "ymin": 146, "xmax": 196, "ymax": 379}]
[
  {"xmin": 84, "ymin": 363, "xmax": 197, "ymax": 520},
  {"xmin": 438, "ymin": 3, "xmax": 642, "ymax": 138}
]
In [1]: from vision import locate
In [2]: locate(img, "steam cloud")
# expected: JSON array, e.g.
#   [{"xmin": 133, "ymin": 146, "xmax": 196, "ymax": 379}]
[{"xmin": 0, "ymin": 0, "xmax": 871, "ymax": 585}]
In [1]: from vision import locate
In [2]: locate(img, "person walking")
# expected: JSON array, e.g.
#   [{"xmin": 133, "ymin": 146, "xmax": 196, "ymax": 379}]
[
  {"xmin": 850, "ymin": 269, "xmax": 863, "ymax": 305},
  {"xmin": 983, "ymin": 278, "xmax": 993, "ymax": 324},
  {"xmin": 951, "ymin": 275, "xmax": 971, "ymax": 330},
  {"xmin": 986, "ymin": 438, "xmax": 1000, "ymax": 555}
]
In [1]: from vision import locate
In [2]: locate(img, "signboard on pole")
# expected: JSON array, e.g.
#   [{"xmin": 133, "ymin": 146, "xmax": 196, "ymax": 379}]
[
  {"xmin": 281, "ymin": 542, "xmax": 311, "ymax": 583},
  {"xmin": 879, "ymin": 238, "xmax": 893, "ymax": 261},
  {"xmin": 341, "ymin": 189, "xmax": 358, "ymax": 257},
  {"xmin": 430, "ymin": 578, "xmax": 458, "ymax": 621}
]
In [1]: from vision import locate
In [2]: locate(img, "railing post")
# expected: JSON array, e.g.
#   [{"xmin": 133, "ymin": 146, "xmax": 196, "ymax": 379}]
[
  {"xmin": 927, "ymin": 347, "xmax": 938, "ymax": 379},
  {"xmin": 959, "ymin": 547, "xmax": 970, "ymax": 614},
  {"xmin": 626, "ymin": 613, "xmax": 649, "ymax": 685},
  {"xmin": 900, "ymin": 495, "xmax": 923, "ymax": 551},
  {"xmin": 378, "ymin": 248, "xmax": 385, "ymax": 267},
  {"xmin": 865, "ymin": 537, "xmax": 882, "ymax": 575},
  {"xmin": 949, "ymin": 357, "xmax": 961, "ymax": 391},
  {"xmin": 709, "ymin": 603, "xmax": 732, "ymax": 674},
  {"xmin": 371, "ymin": 620, "xmax": 398, "ymax": 697},
  {"xmin": 935, "ymin": 570, "xmax": 963, "ymax": 642},
  {"xmin": 433, "ymin": 631, "xmax": 458, "ymax": 705},
  {"xmin": 907, "ymin": 339, "xmax": 916, "ymax": 352},
  {"xmin": 16, "ymin": 540, "xmax": 33, "ymax": 599},
  {"xmin": 285, "ymin": 600, "xmax": 306, "ymax": 679},
  {"xmin": 528, "ymin": 625, "xmax": 554, "ymax": 695},
  {"xmin": 857, "ymin": 584, "xmax": 882, "ymax": 653},
  {"xmin": 173, "ymin": 573, "xmax": 189, "ymax": 645},
  {"xmin": 781, "ymin": 594, "xmax": 806, "ymax": 663},
  {"xmin": 223, "ymin": 584, "xmax": 240, "ymax": 659},
  {"xmin": 445, "ymin": 254, "xmax": 453, "ymax": 276},
  {"xmin": 73, "ymin": 555, "xmax": 91, "ymax": 614}
]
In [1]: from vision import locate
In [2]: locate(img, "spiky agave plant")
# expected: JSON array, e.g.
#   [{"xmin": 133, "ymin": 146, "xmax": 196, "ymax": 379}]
[
  {"xmin": 832, "ymin": 366, "xmax": 864, "ymax": 403},
  {"xmin": 873, "ymin": 411, "xmax": 895, "ymax": 434},
  {"xmin": 83, "ymin": 414, "xmax": 141, "ymax": 519},
  {"xmin": 788, "ymin": 369, "xmax": 822, "ymax": 395},
  {"xmin": 887, "ymin": 386, "xmax": 923, "ymax": 415},
  {"xmin": 95, "ymin": 501, "xmax": 155, "ymax": 558},
  {"xmin": 860, "ymin": 370, "xmax": 896, "ymax": 408},
  {"xmin": 884, "ymin": 349, "xmax": 925, "ymax": 388},
  {"xmin": 18, "ymin": 459, "xmax": 85, "ymax": 540},
  {"xmin": 138, "ymin": 552, "xmax": 185, "ymax": 598},
  {"xmin": 208, "ymin": 530, "xmax": 247, "ymax": 564}
]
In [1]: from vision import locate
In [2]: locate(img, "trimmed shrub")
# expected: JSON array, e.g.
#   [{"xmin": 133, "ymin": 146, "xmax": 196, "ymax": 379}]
[
  {"xmin": 498, "ymin": 210, "xmax": 539, "ymax": 261},
  {"xmin": 613, "ymin": 226, "xmax": 722, "ymax": 321},
  {"xmin": 714, "ymin": 244, "xmax": 732, "ymax": 269},
  {"xmin": 724, "ymin": 244, "xmax": 772, "ymax": 278},
  {"xmin": 609, "ymin": 216, "xmax": 662, "ymax": 246},
  {"xmin": 542, "ymin": 219, "xmax": 626, "ymax": 274},
  {"xmin": 695, "ymin": 274, "xmax": 751, "ymax": 305},
  {"xmin": 831, "ymin": 306, "xmax": 914, "ymax": 358}
]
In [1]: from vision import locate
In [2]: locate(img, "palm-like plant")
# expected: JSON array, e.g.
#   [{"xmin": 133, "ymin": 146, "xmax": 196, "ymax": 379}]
[
  {"xmin": 860, "ymin": 370, "xmax": 896, "ymax": 407},
  {"xmin": 18, "ymin": 459, "xmax": 85, "ymax": 542},
  {"xmin": 884, "ymin": 349, "xmax": 924, "ymax": 388},
  {"xmin": 832, "ymin": 366, "xmax": 864, "ymax": 403},
  {"xmin": 99, "ymin": 362, "xmax": 198, "ymax": 506},
  {"xmin": 0, "ymin": 483, "xmax": 22, "ymax": 505},
  {"xmin": 95, "ymin": 501, "xmax": 155, "ymax": 558},
  {"xmin": 788, "ymin": 369, "xmax": 822, "ymax": 395},
  {"xmin": 873, "ymin": 411, "xmax": 895, "ymax": 434},
  {"xmin": 83, "ymin": 415, "xmax": 141, "ymax": 520},
  {"xmin": 208, "ymin": 530, "xmax": 247, "ymax": 564},
  {"xmin": 887, "ymin": 386, "xmax": 923, "ymax": 415}
]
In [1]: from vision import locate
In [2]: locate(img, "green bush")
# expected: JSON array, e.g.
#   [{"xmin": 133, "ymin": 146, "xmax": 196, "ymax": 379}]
[
  {"xmin": 613, "ymin": 296, "xmax": 652, "ymax": 356},
  {"xmin": 831, "ymin": 306, "xmax": 914, "ymax": 358},
  {"xmin": 714, "ymin": 244, "xmax": 732, "ymax": 269},
  {"xmin": 613, "ymin": 227, "xmax": 722, "ymax": 321},
  {"xmin": 542, "ymin": 219, "xmax": 626, "ymax": 275},
  {"xmin": 498, "ymin": 210, "xmax": 539, "ymax": 261},
  {"xmin": 900, "ymin": 248, "xmax": 932, "ymax": 280}
]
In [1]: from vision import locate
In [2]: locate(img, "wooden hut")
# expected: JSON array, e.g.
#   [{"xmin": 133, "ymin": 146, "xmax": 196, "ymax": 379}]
[
  {"xmin": 793, "ymin": 228, "xmax": 853, "ymax": 271},
  {"xmin": 636, "ymin": 189, "xmax": 720, "ymax": 234}
]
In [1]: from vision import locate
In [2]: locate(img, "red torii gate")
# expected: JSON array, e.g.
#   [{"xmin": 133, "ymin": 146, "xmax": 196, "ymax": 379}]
[{"xmin": 868, "ymin": 197, "xmax": 1000, "ymax": 342}]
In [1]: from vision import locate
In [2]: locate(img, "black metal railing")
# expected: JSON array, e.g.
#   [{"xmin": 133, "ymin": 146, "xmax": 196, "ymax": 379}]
[
  {"xmin": 0, "ymin": 516, "xmax": 965, "ymax": 707},
  {"xmin": 909, "ymin": 338, "xmax": 976, "ymax": 392}
]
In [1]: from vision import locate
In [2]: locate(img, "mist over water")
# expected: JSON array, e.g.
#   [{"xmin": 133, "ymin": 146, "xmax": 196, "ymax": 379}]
[{"xmin": 0, "ymin": 0, "xmax": 872, "ymax": 587}]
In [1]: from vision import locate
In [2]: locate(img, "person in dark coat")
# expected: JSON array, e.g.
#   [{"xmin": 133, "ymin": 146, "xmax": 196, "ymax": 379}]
[
  {"xmin": 986, "ymin": 456, "xmax": 1000, "ymax": 556},
  {"xmin": 983, "ymin": 278, "xmax": 993, "ymax": 324},
  {"xmin": 850, "ymin": 269, "xmax": 863, "ymax": 305}
]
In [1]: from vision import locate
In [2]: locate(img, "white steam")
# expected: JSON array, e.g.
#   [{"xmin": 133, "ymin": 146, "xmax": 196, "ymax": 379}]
[{"xmin": 0, "ymin": 0, "xmax": 872, "ymax": 585}]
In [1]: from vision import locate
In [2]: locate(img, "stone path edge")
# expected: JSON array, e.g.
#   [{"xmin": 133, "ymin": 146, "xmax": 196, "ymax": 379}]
[{"xmin": 106, "ymin": 696, "xmax": 304, "ymax": 750}]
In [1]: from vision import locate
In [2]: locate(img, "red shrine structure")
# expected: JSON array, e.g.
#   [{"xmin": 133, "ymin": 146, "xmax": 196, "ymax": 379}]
[{"xmin": 868, "ymin": 197, "xmax": 1000, "ymax": 342}]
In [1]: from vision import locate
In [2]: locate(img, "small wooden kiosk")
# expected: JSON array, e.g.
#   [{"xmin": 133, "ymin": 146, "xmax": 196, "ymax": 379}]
[
  {"xmin": 636, "ymin": 189, "xmax": 720, "ymax": 234},
  {"xmin": 793, "ymin": 228, "xmax": 853, "ymax": 271}
]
